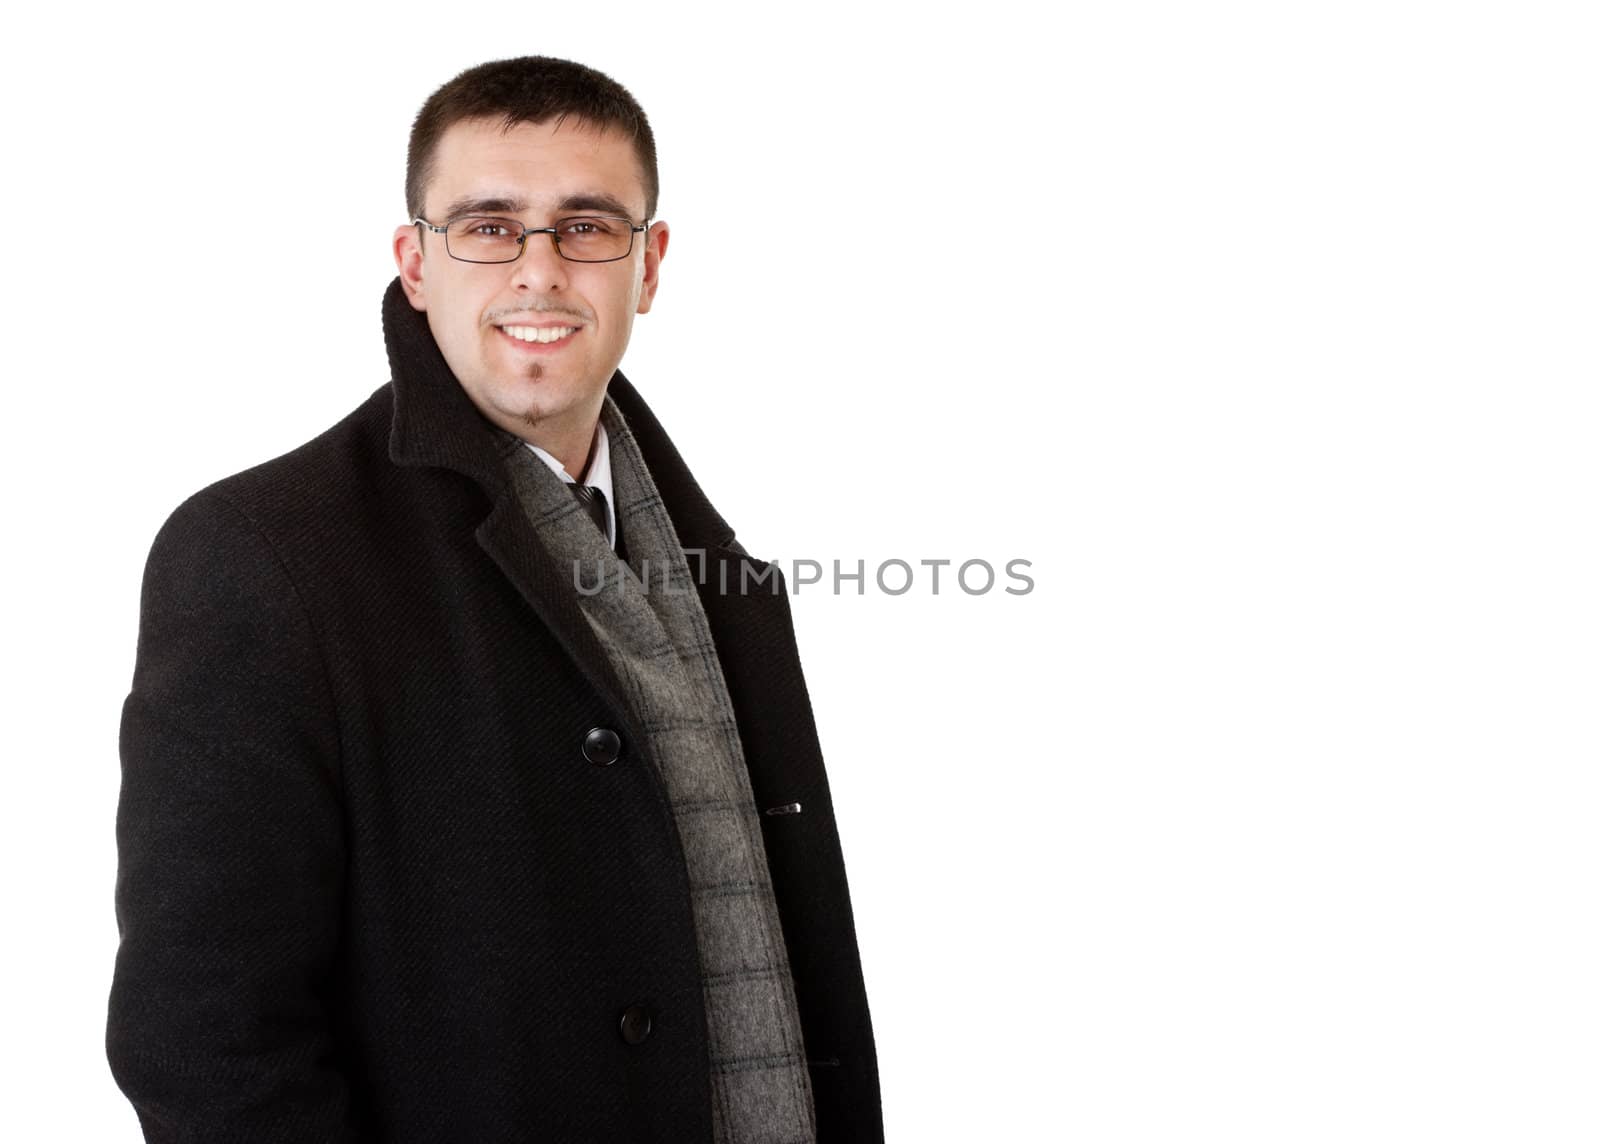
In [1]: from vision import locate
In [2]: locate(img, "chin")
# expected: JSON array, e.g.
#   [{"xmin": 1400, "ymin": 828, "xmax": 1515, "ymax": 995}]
[{"xmin": 515, "ymin": 402, "xmax": 552, "ymax": 430}]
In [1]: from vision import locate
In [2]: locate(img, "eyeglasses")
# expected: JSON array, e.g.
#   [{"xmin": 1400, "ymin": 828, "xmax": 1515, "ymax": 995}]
[{"xmin": 412, "ymin": 214, "xmax": 649, "ymax": 264}]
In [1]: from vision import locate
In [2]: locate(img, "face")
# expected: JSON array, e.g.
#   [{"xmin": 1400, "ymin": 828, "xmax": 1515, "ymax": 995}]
[{"xmin": 393, "ymin": 116, "xmax": 668, "ymax": 458}]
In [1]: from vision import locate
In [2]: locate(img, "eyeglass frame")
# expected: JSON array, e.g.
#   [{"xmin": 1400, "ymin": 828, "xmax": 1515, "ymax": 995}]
[{"xmin": 411, "ymin": 213, "xmax": 651, "ymax": 265}]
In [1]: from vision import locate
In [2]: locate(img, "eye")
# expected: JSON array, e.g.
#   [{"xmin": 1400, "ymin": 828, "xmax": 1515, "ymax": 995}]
[{"xmin": 559, "ymin": 217, "xmax": 626, "ymax": 238}]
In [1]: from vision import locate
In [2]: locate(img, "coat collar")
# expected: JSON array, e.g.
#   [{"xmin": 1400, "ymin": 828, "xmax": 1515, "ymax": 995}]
[
  {"xmin": 380, "ymin": 274, "xmax": 737, "ymax": 552},
  {"xmin": 379, "ymin": 275, "xmax": 766, "ymax": 750}
]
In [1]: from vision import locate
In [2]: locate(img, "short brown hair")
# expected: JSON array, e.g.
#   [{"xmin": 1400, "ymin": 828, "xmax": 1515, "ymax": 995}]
[{"xmin": 405, "ymin": 56, "xmax": 659, "ymax": 223}]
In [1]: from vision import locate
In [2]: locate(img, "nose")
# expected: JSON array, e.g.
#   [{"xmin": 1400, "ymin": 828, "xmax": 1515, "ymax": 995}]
[{"xmin": 508, "ymin": 229, "xmax": 570, "ymax": 294}]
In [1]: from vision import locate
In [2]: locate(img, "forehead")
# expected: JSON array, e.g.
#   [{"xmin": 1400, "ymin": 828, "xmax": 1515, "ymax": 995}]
[{"xmin": 427, "ymin": 115, "xmax": 647, "ymax": 219}]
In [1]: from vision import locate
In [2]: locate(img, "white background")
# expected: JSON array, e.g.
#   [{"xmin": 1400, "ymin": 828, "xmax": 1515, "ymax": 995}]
[{"xmin": 2, "ymin": 2, "xmax": 1596, "ymax": 1140}]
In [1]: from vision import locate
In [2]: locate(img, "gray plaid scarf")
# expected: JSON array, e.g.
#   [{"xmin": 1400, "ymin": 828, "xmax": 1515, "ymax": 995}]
[{"xmin": 497, "ymin": 394, "xmax": 817, "ymax": 1143}]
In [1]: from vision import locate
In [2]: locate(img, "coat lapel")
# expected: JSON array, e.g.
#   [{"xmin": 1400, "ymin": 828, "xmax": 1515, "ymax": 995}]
[{"xmin": 382, "ymin": 276, "xmax": 641, "ymax": 732}]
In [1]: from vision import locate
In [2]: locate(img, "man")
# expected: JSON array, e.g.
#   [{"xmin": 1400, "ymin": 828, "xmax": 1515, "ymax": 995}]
[{"xmin": 107, "ymin": 56, "xmax": 882, "ymax": 1143}]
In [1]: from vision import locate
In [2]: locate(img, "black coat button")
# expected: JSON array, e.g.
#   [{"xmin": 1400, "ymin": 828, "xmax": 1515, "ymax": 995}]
[
  {"xmin": 583, "ymin": 727, "xmax": 622, "ymax": 766},
  {"xmin": 619, "ymin": 1004, "xmax": 652, "ymax": 1044}
]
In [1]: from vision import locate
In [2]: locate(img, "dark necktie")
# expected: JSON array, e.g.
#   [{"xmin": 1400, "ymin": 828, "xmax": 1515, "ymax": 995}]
[{"xmin": 568, "ymin": 483, "xmax": 610, "ymax": 544}]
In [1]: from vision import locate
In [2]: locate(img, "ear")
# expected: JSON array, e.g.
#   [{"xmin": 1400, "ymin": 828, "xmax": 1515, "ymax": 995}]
[
  {"xmin": 393, "ymin": 223, "xmax": 428, "ymax": 311},
  {"xmin": 635, "ymin": 221, "xmax": 670, "ymax": 315}
]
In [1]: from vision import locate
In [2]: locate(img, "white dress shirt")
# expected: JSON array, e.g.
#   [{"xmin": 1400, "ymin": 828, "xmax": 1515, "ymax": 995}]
[{"xmin": 522, "ymin": 419, "xmax": 616, "ymax": 550}]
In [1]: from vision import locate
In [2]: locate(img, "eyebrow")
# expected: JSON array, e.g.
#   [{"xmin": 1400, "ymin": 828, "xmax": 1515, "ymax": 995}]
[{"xmin": 439, "ymin": 191, "xmax": 641, "ymax": 224}]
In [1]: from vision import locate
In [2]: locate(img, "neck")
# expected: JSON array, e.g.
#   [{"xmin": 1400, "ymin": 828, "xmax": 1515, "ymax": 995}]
[{"xmin": 495, "ymin": 406, "xmax": 600, "ymax": 481}]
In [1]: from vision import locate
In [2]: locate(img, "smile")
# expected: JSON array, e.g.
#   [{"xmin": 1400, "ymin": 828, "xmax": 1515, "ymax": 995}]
[{"xmin": 498, "ymin": 324, "xmax": 579, "ymax": 346}]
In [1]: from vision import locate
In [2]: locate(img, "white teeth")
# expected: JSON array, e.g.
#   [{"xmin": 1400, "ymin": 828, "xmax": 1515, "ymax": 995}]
[{"xmin": 501, "ymin": 325, "xmax": 577, "ymax": 344}]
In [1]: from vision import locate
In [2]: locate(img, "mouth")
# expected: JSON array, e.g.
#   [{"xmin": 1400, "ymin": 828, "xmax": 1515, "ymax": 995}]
[{"xmin": 496, "ymin": 323, "xmax": 581, "ymax": 354}]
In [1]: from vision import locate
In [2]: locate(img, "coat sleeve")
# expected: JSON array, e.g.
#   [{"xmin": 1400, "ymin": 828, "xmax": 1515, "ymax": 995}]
[{"xmin": 107, "ymin": 489, "xmax": 356, "ymax": 1143}]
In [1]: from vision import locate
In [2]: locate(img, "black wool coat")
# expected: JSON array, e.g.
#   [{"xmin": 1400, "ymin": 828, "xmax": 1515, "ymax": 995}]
[{"xmin": 107, "ymin": 278, "xmax": 883, "ymax": 1143}]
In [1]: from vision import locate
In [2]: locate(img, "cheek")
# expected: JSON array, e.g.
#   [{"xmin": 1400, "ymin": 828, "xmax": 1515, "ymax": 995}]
[{"xmin": 607, "ymin": 285, "xmax": 643, "ymax": 326}]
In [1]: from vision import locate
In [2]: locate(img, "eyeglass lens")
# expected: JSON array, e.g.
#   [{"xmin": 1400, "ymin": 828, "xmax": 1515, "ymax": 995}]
[{"xmin": 445, "ymin": 216, "xmax": 636, "ymax": 263}]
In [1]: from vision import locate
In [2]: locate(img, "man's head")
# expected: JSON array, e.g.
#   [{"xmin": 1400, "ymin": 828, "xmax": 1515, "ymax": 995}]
[{"xmin": 393, "ymin": 57, "xmax": 668, "ymax": 463}]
